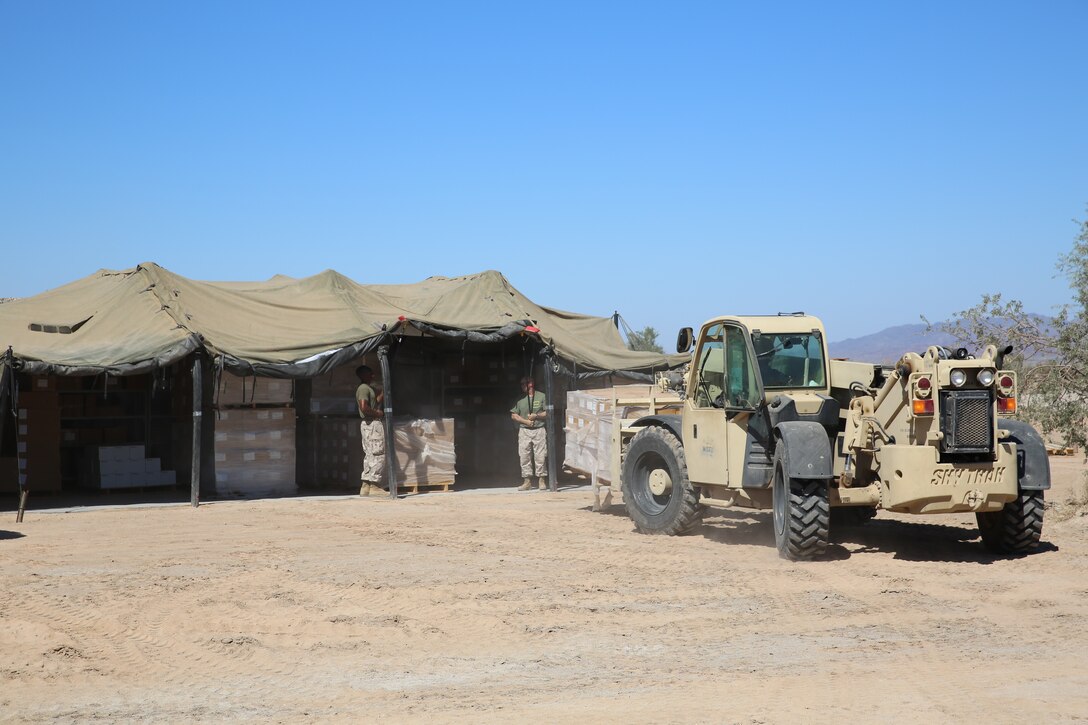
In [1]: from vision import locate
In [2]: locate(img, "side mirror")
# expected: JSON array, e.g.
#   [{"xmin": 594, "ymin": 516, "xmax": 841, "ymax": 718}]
[{"xmin": 676, "ymin": 327, "xmax": 694, "ymax": 353}]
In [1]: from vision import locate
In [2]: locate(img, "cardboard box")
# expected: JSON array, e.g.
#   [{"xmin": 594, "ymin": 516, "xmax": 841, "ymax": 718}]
[
  {"xmin": 563, "ymin": 388, "xmax": 681, "ymax": 483},
  {"xmin": 217, "ymin": 374, "xmax": 294, "ymax": 406},
  {"xmin": 214, "ymin": 407, "xmax": 297, "ymax": 497},
  {"xmin": 84, "ymin": 445, "xmax": 176, "ymax": 489},
  {"xmin": 310, "ymin": 417, "xmax": 456, "ymax": 489},
  {"xmin": 30, "ymin": 376, "xmax": 57, "ymax": 392},
  {"xmin": 309, "ymin": 359, "xmax": 377, "ymax": 416},
  {"xmin": 394, "ymin": 418, "xmax": 456, "ymax": 486}
]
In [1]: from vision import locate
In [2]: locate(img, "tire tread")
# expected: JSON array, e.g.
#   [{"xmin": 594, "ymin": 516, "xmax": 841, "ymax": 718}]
[
  {"xmin": 621, "ymin": 426, "xmax": 704, "ymax": 536},
  {"xmin": 784, "ymin": 479, "xmax": 830, "ymax": 560},
  {"xmin": 978, "ymin": 490, "xmax": 1044, "ymax": 554}
]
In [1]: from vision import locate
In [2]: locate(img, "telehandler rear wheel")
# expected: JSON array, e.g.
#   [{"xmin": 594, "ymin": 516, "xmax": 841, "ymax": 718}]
[
  {"xmin": 977, "ymin": 489, "xmax": 1044, "ymax": 554},
  {"xmin": 772, "ymin": 447, "xmax": 829, "ymax": 561},
  {"xmin": 622, "ymin": 425, "xmax": 704, "ymax": 535}
]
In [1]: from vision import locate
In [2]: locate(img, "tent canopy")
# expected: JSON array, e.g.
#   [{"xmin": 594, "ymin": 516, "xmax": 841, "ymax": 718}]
[{"xmin": 0, "ymin": 264, "xmax": 684, "ymax": 378}]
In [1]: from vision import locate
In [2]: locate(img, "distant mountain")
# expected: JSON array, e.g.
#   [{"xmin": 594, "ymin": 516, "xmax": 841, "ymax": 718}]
[
  {"xmin": 830, "ymin": 314, "xmax": 1054, "ymax": 365},
  {"xmin": 829, "ymin": 323, "xmax": 958, "ymax": 365}
]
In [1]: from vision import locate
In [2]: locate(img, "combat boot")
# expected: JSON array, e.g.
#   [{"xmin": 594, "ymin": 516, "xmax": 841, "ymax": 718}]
[
  {"xmin": 517, "ymin": 477, "xmax": 532, "ymax": 491},
  {"xmin": 359, "ymin": 483, "xmax": 370, "ymax": 496},
  {"xmin": 538, "ymin": 476, "xmax": 548, "ymax": 491}
]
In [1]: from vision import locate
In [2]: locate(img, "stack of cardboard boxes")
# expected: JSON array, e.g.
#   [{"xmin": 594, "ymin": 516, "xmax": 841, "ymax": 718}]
[
  {"xmin": 309, "ymin": 363, "xmax": 365, "ymax": 416},
  {"xmin": 312, "ymin": 417, "xmax": 456, "ymax": 492},
  {"xmin": 564, "ymin": 388, "xmax": 614, "ymax": 483},
  {"xmin": 394, "ymin": 418, "xmax": 456, "ymax": 489},
  {"xmin": 14, "ymin": 377, "xmax": 61, "ymax": 493},
  {"xmin": 564, "ymin": 385, "xmax": 682, "ymax": 483},
  {"xmin": 214, "ymin": 373, "xmax": 297, "ymax": 498},
  {"xmin": 217, "ymin": 374, "xmax": 295, "ymax": 407},
  {"xmin": 86, "ymin": 444, "xmax": 177, "ymax": 489},
  {"xmin": 313, "ymin": 417, "xmax": 358, "ymax": 487}
]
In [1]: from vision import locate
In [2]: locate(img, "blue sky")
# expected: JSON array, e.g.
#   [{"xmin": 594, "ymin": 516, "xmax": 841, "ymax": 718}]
[{"xmin": 2, "ymin": 1, "xmax": 1086, "ymax": 344}]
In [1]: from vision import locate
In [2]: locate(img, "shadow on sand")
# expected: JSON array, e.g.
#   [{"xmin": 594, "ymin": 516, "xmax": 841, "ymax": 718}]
[{"xmin": 584, "ymin": 503, "xmax": 1056, "ymax": 563}]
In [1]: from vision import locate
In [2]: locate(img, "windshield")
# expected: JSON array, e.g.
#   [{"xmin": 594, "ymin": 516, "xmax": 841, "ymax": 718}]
[{"xmin": 752, "ymin": 332, "xmax": 826, "ymax": 389}]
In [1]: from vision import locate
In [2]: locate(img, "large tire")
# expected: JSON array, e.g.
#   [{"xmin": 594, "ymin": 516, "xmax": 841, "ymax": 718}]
[
  {"xmin": 772, "ymin": 446, "xmax": 829, "ymax": 560},
  {"xmin": 977, "ymin": 489, "xmax": 1044, "ymax": 554},
  {"xmin": 621, "ymin": 425, "xmax": 704, "ymax": 535},
  {"xmin": 976, "ymin": 420, "xmax": 1049, "ymax": 554}
]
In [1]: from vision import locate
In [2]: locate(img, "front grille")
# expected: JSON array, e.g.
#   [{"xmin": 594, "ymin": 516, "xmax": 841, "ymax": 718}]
[{"xmin": 940, "ymin": 389, "xmax": 993, "ymax": 455}]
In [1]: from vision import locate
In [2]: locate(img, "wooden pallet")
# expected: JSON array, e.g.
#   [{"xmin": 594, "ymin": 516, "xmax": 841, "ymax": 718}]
[
  {"xmin": 396, "ymin": 480, "xmax": 453, "ymax": 494},
  {"xmin": 563, "ymin": 466, "xmax": 617, "ymax": 511}
]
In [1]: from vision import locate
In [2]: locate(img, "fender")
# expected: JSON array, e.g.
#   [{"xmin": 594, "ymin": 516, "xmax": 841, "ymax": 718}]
[
  {"xmin": 998, "ymin": 419, "xmax": 1051, "ymax": 491},
  {"xmin": 629, "ymin": 414, "xmax": 683, "ymax": 441},
  {"xmin": 775, "ymin": 421, "xmax": 834, "ymax": 480}
]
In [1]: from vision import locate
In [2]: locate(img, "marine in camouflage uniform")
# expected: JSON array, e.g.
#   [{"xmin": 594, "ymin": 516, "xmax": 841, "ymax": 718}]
[
  {"xmin": 510, "ymin": 376, "xmax": 547, "ymax": 491},
  {"xmin": 355, "ymin": 365, "xmax": 386, "ymax": 496}
]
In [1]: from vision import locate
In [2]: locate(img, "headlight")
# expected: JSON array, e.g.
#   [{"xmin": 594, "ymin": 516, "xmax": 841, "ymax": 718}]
[
  {"xmin": 977, "ymin": 369, "xmax": 995, "ymax": 387},
  {"xmin": 950, "ymin": 369, "xmax": 967, "ymax": 387}
]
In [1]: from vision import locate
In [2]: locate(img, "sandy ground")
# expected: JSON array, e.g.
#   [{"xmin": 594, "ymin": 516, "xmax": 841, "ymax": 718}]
[{"xmin": 2, "ymin": 459, "xmax": 1087, "ymax": 724}]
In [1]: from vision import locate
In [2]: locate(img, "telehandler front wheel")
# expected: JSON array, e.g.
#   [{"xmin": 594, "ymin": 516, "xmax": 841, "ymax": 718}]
[
  {"xmin": 977, "ymin": 489, "xmax": 1044, "ymax": 554},
  {"xmin": 978, "ymin": 420, "xmax": 1048, "ymax": 555},
  {"xmin": 772, "ymin": 448, "xmax": 829, "ymax": 561},
  {"xmin": 622, "ymin": 426, "xmax": 704, "ymax": 535}
]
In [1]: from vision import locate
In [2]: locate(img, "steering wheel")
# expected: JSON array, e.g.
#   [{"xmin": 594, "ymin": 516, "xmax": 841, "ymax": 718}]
[{"xmin": 697, "ymin": 379, "xmax": 725, "ymax": 408}]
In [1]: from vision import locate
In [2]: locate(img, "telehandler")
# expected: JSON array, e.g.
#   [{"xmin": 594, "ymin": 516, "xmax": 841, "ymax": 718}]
[{"xmin": 616, "ymin": 314, "xmax": 1048, "ymax": 560}]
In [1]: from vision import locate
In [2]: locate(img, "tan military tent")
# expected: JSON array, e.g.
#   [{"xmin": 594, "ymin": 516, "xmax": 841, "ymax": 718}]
[
  {"xmin": 1, "ymin": 265, "xmax": 682, "ymax": 502},
  {"xmin": 0, "ymin": 263, "xmax": 680, "ymax": 378}
]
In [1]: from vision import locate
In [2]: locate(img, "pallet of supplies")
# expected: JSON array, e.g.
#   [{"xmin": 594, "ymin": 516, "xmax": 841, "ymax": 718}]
[
  {"xmin": 394, "ymin": 418, "xmax": 456, "ymax": 490},
  {"xmin": 312, "ymin": 417, "xmax": 455, "ymax": 493},
  {"xmin": 214, "ymin": 408, "xmax": 297, "ymax": 497},
  {"xmin": 86, "ymin": 445, "xmax": 177, "ymax": 489},
  {"xmin": 564, "ymin": 389, "xmax": 614, "ymax": 483},
  {"xmin": 564, "ymin": 386, "xmax": 682, "ymax": 484}
]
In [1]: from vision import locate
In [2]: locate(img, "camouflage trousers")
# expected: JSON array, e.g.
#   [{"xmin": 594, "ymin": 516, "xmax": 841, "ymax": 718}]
[
  {"xmin": 360, "ymin": 419, "xmax": 386, "ymax": 485},
  {"xmin": 518, "ymin": 426, "xmax": 547, "ymax": 478}
]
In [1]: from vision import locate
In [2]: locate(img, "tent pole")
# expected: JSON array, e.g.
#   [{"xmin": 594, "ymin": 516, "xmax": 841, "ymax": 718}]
[
  {"xmin": 3, "ymin": 353, "xmax": 29, "ymax": 523},
  {"xmin": 543, "ymin": 348, "xmax": 558, "ymax": 492},
  {"xmin": 378, "ymin": 344, "xmax": 397, "ymax": 499},
  {"xmin": 191, "ymin": 351, "xmax": 202, "ymax": 507},
  {"xmin": 0, "ymin": 353, "xmax": 9, "ymax": 455}
]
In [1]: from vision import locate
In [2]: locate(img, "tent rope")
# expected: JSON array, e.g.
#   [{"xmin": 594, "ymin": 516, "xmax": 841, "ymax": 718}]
[{"xmin": 614, "ymin": 312, "xmax": 638, "ymax": 347}]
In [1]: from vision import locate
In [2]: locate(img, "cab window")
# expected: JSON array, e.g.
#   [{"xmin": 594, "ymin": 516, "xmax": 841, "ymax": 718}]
[
  {"xmin": 693, "ymin": 324, "xmax": 760, "ymax": 409},
  {"xmin": 752, "ymin": 332, "xmax": 826, "ymax": 389},
  {"xmin": 724, "ymin": 325, "xmax": 760, "ymax": 407},
  {"xmin": 693, "ymin": 325, "xmax": 724, "ymax": 408}
]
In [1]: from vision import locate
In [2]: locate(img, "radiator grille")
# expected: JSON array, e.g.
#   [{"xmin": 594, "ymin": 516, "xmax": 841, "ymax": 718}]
[{"xmin": 940, "ymin": 390, "xmax": 993, "ymax": 454}]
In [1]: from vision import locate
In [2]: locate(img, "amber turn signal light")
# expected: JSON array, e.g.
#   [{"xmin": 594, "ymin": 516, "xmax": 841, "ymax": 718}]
[
  {"xmin": 998, "ymin": 397, "xmax": 1017, "ymax": 414},
  {"xmin": 913, "ymin": 399, "xmax": 934, "ymax": 415}
]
